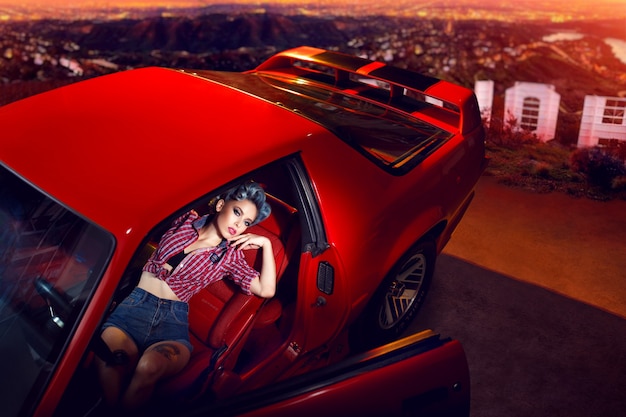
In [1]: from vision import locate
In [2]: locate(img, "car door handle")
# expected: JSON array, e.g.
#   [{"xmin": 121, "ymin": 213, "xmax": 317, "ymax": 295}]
[{"xmin": 317, "ymin": 261, "xmax": 334, "ymax": 294}]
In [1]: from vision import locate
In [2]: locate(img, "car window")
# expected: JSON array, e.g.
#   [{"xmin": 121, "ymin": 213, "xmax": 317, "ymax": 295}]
[
  {"xmin": 0, "ymin": 165, "xmax": 114, "ymax": 417},
  {"xmin": 192, "ymin": 70, "xmax": 454, "ymax": 175},
  {"xmin": 262, "ymin": 76, "xmax": 455, "ymax": 174}
]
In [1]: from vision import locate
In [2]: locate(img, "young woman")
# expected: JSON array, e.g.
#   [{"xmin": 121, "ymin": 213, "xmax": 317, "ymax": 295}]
[{"xmin": 95, "ymin": 181, "xmax": 275, "ymax": 411}]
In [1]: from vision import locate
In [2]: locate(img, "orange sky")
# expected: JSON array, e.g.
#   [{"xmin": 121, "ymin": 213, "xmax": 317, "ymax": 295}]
[
  {"xmin": 2, "ymin": 0, "xmax": 625, "ymax": 20},
  {"xmin": 4, "ymin": 0, "xmax": 625, "ymax": 6}
]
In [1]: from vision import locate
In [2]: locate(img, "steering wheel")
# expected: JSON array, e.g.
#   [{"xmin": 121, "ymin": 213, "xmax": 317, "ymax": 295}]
[
  {"xmin": 34, "ymin": 276, "xmax": 72, "ymax": 328},
  {"xmin": 32, "ymin": 276, "xmax": 126, "ymax": 365}
]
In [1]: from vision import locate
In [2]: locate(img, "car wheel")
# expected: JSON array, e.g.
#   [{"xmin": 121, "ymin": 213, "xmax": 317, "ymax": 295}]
[{"xmin": 353, "ymin": 240, "xmax": 436, "ymax": 349}]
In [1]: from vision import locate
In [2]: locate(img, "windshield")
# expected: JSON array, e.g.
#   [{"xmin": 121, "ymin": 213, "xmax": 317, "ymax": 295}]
[{"xmin": 0, "ymin": 165, "xmax": 114, "ymax": 417}]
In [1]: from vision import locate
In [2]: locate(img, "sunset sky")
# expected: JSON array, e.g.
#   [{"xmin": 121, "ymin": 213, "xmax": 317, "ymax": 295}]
[
  {"xmin": 3, "ymin": 0, "xmax": 323, "ymax": 5},
  {"xmin": 1, "ymin": 0, "xmax": 625, "ymax": 23},
  {"xmin": 4, "ymin": 0, "xmax": 625, "ymax": 7}
]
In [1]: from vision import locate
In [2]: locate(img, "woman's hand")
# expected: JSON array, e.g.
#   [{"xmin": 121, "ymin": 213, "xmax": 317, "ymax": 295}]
[
  {"xmin": 229, "ymin": 233, "xmax": 269, "ymax": 251},
  {"xmin": 231, "ymin": 233, "xmax": 276, "ymax": 298}
]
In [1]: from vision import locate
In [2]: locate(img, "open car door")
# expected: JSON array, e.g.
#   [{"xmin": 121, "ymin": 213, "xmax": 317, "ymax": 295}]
[{"xmin": 159, "ymin": 330, "xmax": 470, "ymax": 417}]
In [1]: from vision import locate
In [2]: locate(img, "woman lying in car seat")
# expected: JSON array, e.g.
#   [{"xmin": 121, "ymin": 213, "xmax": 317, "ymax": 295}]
[{"xmin": 95, "ymin": 181, "xmax": 276, "ymax": 412}]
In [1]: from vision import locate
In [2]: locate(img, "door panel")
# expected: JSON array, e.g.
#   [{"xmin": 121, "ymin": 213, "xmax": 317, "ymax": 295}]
[{"xmin": 176, "ymin": 331, "xmax": 470, "ymax": 417}]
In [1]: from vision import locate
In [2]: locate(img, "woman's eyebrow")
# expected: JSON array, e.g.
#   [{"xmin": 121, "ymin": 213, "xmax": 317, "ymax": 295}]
[{"xmin": 235, "ymin": 204, "xmax": 255, "ymax": 223}]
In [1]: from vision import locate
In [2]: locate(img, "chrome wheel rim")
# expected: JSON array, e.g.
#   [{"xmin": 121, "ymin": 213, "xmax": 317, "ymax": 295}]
[{"xmin": 378, "ymin": 252, "xmax": 427, "ymax": 330}]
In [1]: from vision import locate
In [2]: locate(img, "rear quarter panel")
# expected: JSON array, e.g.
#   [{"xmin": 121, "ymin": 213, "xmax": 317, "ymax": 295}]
[{"xmin": 299, "ymin": 122, "xmax": 484, "ymax": 326}]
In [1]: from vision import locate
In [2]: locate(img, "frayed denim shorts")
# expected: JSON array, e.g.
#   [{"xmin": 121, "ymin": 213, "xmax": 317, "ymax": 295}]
[{"xmin": 102, "ymin": 287, "xmax": 193, "ymax": 352}]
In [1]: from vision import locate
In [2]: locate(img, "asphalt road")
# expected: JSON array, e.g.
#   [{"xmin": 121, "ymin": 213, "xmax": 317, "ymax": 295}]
[{"xmin": 407, "ymin": 176, "xmax": 626, "ymax": 417}]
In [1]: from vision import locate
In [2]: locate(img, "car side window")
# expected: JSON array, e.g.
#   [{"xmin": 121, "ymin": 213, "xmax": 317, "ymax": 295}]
[{"xmin": 0, "ymin": 165, "xmax": 114, "ymax": 417}]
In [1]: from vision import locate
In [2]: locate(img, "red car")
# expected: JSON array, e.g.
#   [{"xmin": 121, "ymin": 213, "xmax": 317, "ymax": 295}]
[{"xmin": 0, "ymin": 46, "xmax": 486, "ymax": 417}]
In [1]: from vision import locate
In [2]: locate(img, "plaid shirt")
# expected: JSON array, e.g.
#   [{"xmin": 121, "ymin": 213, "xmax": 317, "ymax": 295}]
[{"xmin": 142, "ymin": 210, "xmax": 258, "ymax": 302}]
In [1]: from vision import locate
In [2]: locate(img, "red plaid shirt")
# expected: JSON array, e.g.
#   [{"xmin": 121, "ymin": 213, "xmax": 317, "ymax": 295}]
[{"xmin": 142, "ymin": 211, "xmax": 258, "ymax": 302}]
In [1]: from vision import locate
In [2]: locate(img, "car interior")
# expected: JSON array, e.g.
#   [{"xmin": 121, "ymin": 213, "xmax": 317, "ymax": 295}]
[{"xmin": 87, "ymin": 160, "xmax": 305, "ymax": 410}]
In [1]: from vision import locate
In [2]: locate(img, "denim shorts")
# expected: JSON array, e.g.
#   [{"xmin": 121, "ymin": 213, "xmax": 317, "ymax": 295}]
[{"xmin": 102, "ymin": 287, "xmax": 193, "ymax": 352}]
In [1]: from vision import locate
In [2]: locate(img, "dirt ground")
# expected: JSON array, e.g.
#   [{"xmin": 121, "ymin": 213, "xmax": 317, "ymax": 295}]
[{"xmin": 442, "ymin": 175, "xmax": 626, "ymax": 319}]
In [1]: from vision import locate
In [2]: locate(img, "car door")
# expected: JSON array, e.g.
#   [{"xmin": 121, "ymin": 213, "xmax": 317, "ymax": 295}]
[
  {"xmin": 281, "ymin": 159, "xmax": 351, "ymax": 360},
  {"xmin": 170, "ymin": 330, "xmax": 470, "ymax": 417}
]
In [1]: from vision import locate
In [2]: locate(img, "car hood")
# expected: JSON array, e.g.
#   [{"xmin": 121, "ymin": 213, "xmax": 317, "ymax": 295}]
[{"xmin": 0, "ymin": 67, "xmax": 321, "ymax": 238}]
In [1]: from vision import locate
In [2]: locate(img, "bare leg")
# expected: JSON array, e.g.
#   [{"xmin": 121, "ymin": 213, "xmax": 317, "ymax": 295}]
[
  {"xmin": 121, "ymin": 341, "xmax": 190, "ymax": 410},
  {"xmin": 95, "ymin": 326, "xmax": 139, "ymax": 407}
]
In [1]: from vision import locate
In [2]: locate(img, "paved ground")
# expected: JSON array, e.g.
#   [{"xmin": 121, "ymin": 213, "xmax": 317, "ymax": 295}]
[
  {"xmin": 408, "ymin": 176, "xmax": 626, "ymax": 417},
  {"xmin": 443, "ymin": 175, "xmax": 626, "ymax": 319}
]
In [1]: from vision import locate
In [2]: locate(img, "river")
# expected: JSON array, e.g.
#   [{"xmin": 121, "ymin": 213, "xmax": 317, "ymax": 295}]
[
  {"xmin": 605, "ymin": 37, "xmax": 626, "ymax": 65},
  {"xmin": 543, "ymin": 32, "xmax": 626, "ymax": 65}
]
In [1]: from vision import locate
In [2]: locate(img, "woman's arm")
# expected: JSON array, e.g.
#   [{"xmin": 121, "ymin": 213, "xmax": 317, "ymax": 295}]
[{"xmin": 230, "ymin": 234, "xmax": 276, "ymax": 298}]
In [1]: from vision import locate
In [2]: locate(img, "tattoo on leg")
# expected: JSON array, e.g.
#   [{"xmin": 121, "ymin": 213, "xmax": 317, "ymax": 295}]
[
  {"xmin": 107, "ymin": 349, "xmax": 130, "ymax": 367},
  {"xmin": 151, "ymin": 343, "xmax": 181, "ymax": 361}
]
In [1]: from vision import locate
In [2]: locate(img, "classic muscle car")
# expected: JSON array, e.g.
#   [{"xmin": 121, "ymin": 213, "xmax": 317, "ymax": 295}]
[{"xmin": 0, "ymin": 46, "xmax": 486, "ymax": 417}]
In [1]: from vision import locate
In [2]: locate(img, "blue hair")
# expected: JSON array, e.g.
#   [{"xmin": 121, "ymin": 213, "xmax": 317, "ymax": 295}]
[{"xmin": 222, "ymin": 181, "xmax": 271, "ymax": 226}]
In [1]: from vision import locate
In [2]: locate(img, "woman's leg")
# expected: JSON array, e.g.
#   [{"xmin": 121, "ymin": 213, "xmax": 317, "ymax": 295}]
[
  {"xmin": 121, "ymin": 340, "xmax": 191, "ymax": 410},
  {"xmin": 95, "ymin": 326, "xmax": 139, "ymax": 407}
]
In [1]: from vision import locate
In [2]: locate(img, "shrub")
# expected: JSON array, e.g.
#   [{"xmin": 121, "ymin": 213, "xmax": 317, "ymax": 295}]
[
  {"xmin": 529, "ymin": 161, "xmax": 552, "ymax": 178},
  {"xmin": 570, "ymin": 147, "xmax": 626, "ymax": 189},
  {"xmin": 485, "ymin": 112, "xmax": 540, "ymax": 148},
  {"xmin": 612, "ymin": 176, "xmax": 626, "ymax": 192}
]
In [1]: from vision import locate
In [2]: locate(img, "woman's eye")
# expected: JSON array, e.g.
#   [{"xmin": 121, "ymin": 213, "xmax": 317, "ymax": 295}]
[
  {"xmin": 244, "ymin": 221, "xmax": 251, "ymax": 227},
  {"xmin": 234, "ymin": 208, "xmax": 241, "ymax": 216}
]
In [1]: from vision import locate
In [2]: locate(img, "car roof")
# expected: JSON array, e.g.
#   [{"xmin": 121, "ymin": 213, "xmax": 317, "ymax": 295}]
[{"xmin": 0, "ymin": 67, "xmax": 321, "ymax": 238}]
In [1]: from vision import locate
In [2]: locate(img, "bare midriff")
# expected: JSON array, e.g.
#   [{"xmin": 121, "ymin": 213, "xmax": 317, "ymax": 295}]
[{"xmin": 137, "ymin": 271, "xmax": 181, "ymax": 301}]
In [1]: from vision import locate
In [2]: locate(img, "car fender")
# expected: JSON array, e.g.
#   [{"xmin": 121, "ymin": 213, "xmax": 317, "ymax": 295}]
[{"xmin": 380, "ymin": 203, "xmax": 445, "ymax": 281}]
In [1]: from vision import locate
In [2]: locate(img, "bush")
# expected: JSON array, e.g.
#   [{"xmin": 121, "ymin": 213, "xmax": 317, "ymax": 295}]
[
  {"xmin": 612, "ymin": 176, "xmax": 626, "ymax": 192},
  {"xmin": 570, "ymin": 147, "xmax": 626, "ymax": 189},
  {"xmin": 485, "ymin": 112, "xmax": 540, "ymax": 148},
  {"xmin": 529, "ymin": 161, "xmax": 552, "ymax": 178}
]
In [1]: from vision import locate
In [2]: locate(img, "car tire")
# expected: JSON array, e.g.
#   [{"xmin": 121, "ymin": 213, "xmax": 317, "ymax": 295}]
[{"xmin": 352, "ymin": 240, "xmax": 436, "ymax": 350}]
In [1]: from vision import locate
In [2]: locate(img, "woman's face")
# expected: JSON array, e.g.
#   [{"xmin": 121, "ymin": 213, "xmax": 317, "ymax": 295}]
[{"xmin": 215, "ymin": 199, "xmax": 258, "ymax": 238}]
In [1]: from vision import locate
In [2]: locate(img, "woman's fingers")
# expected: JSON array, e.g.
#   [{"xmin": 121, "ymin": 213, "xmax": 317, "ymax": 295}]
[{"xmin": 230, "ymin": 234, "xmax": 264, "ymax": 250}]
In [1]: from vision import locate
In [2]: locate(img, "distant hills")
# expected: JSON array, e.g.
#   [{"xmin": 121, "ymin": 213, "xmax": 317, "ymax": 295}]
[{"xmin": 75, "ymin": 14, "xmax": 349, "ymax": 52}]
